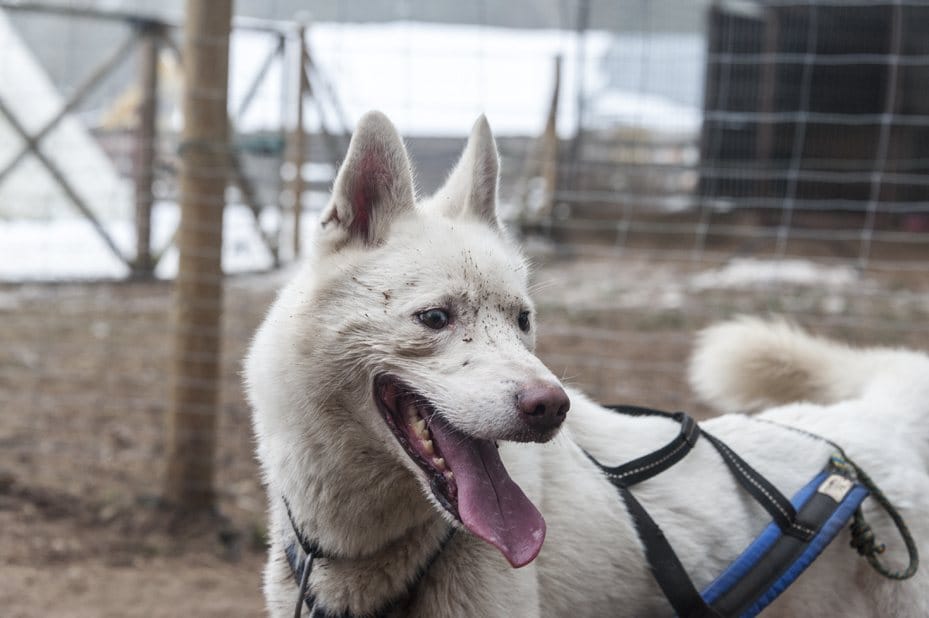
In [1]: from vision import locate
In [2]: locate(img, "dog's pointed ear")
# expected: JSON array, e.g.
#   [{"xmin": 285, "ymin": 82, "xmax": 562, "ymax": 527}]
[
  {"xmin": 431, "ymin": 115, "xmax": 501, "ymax": 227},
  {"xmin": 320, "ymin": 111, "xmax": 415, "ymax": 247}
]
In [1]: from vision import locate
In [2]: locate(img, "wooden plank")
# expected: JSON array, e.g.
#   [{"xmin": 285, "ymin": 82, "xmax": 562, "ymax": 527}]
[
  {"xmin": 0, "ymin": 31, "xmax": 136, "ymax": 188},
  {"xmin": 236, "ymin": 33, "xmax": 285, "ymax": 121},
  {"xmin": 303, "ymin": 49, "xmax": 349, "ymax": 159},
  {"xmin": 227, "ymin": 145, "xmax": 280, "ymax": 266},
  {"xmin": 0, "ymin": 95, "xmax": 129, "ymax": 266},
  {"xmin": 163, "ymin": 0, "xmax": 232, "ymax": 513}
]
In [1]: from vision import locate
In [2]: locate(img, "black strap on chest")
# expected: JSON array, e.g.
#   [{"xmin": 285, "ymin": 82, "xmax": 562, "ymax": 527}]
[
  {"xmin": 587, "ymin": 405, "xmax": 820, "ymax": 618},
  {"xmin": 597, "ymin": 406, "xmax": 815, "ymax": 540},
  {"xmin": 283, "ymin": 497, "xmax": 455, "ymax": 618}
]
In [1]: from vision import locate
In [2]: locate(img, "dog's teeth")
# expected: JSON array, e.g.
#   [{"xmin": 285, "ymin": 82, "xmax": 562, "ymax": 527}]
[
  {"xmin": 413, "ymin": 419, "xmax": 427, "ymax": 435},
  {"xmin": 423, "ymin": 440, "xmax": 434, "ymax": 455},
  {"xmin": 444, "ymin": 470, "xmax": 454, "ymax": 481},
  {"xmin": 432, "ymin": 457, "xmax": 445, "ymax": 470}
]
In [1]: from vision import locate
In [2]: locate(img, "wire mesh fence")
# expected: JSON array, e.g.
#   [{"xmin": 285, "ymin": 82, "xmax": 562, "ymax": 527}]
[{"xmin": 2, "ymin": 1, "xmax": 928, "ymax": 614}]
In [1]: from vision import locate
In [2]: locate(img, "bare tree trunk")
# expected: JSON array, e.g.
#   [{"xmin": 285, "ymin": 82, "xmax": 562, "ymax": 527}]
[{"xmin": 163, "ymin": 0, "xmax": 233, "ymax": 512}]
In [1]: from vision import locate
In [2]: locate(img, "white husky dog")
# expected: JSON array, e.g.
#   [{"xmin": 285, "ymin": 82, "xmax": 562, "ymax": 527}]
[{"xmin": 245, "ymin": 111, "xmax": 928, "ymax": 617}]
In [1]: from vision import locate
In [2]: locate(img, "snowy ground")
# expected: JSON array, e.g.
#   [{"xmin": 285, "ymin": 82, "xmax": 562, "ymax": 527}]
[{"xmin": 0, "ymin": 202, "xmax": 314, "ymax": 281}]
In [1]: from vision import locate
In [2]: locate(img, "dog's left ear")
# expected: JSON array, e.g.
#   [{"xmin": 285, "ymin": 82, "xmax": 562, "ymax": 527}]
[{"xmin": 431, "ymin": 115, "xmax": 501, "ymax": 227}]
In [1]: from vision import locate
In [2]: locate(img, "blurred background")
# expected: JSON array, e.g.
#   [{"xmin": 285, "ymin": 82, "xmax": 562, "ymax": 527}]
[{"xmin": 1, "ymin": 1, "xmax": 927, "ymax": 615}]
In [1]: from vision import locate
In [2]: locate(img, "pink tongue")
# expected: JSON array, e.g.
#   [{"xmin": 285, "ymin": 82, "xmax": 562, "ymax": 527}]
[{"xmin": 429, "ymin": 421, "xmax": 546, "ymax": 567}]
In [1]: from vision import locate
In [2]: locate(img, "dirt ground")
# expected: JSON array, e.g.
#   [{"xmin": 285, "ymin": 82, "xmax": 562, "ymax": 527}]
[{"xmin": 2, "ymin": 248, "xmax": 927, "ymax": 616}]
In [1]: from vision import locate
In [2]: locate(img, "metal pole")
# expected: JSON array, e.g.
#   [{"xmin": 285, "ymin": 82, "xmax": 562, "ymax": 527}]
[
  {"xmin": 133, "ymin": 22, "xmax": 159, "ymax": 277},
  {"xmin": 163, "ymin": 0, "xmax": 233, "ymax": 512}
]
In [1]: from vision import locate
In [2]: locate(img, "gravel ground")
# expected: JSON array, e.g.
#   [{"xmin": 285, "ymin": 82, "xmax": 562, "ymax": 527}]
[{"xmin": 2, "ymin": 248, "xmax": 926, "ymax": 616}]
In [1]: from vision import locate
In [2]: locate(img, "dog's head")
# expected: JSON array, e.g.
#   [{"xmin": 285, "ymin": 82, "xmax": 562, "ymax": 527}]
[{"xmin": 248, "ymin": 111, "xmax": 568, "ymax": 568}]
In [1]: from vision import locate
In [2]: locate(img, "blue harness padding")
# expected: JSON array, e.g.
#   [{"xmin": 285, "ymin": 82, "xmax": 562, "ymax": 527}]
[
  {"xmin": 701, "ymin": 467, "xmax": 870, "ymax": 617},
  {"xmin": 590, "ymin": 406, "xmax": 877, "ymax": 618}
]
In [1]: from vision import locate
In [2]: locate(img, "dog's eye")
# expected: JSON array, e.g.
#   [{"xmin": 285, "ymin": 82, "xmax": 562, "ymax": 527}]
[
  {"xmin": 518, "ymin": 311, "xmax": 531, "ymax": 333},
  {"xmin": 418, "ymin": 308, "xmax": 450, "ymax": 330}
]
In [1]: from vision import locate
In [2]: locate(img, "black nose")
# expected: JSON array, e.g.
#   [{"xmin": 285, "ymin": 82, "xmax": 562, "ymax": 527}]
[{"xmin": 517, "ymin": 382, "xmax": 570, "ymax": 432}]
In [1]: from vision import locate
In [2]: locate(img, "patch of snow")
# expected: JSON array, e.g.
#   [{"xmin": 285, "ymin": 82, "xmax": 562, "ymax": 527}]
[
  {"xmin": 0, "ymin": 201, "xmax": 319, "ymax": 281},
  {"xmin": 586, "ymin": 91, "xmax": 701, "ymax": 135},
  {"xmin": 690, "ymin": 258, "xmax": 858, "ymax": 290}
]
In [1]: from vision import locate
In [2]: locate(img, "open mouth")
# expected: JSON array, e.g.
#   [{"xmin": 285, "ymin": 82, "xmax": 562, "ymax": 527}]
[{"xmin": 374, "ymin": 374, "xmax": 546, "ymax": 568}]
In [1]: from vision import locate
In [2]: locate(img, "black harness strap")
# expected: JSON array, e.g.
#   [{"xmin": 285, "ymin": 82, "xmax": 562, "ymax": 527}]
[
  {"xmin": 701, "ymin": 431, "xmax": 814, "ymax": 541},
  {"xmin": 588, "ymin": 405, "xmax": 823, "ymax": 617},
  {"xmin": 283, "ymin": 497, "xmax": 455, "ymax": 618},
  {"xmin": 600, "ymin": 406, "xmax": 813, "ymax": 539},
  {"xmin": 620, "ymin": 484, "xmax": 723, "ymax": 618},
  {"xmin": 599, "ymin": 406, "xmax": 700, "ymax": 486}
]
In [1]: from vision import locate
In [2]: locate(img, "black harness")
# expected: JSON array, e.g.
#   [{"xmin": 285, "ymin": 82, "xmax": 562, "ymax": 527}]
[
  {"xmin": 283, "ymin": 497, "xmax": 455, "ymax": 618},
  {"xmin": 282, "ymin": 405, "xmax": 917, "ymax": 618},
  {"xmin": 586, "ymin": 405, "xmax": 916, "ymax": 618}
]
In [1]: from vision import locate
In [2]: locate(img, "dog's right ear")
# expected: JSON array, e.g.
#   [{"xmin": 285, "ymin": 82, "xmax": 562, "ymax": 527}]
[
  {"xmin": 320, "ymin": 111, "xmax": 415, "ymax": 248},
  {"xmin": 430, "ymin": 115, "xmax": 501, "ymax": 228}
]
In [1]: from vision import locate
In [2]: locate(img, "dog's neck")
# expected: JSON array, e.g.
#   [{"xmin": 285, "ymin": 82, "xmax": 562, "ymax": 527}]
[
  {"xmin": 278, "ymin": 405, "xmax": 441, "ymax": 552},
  {"xmin": 281, "ymin": 504, "xmax": 455, "ymax": 616},
  {"xmin": 272, "ymin": 397, "xmax": 462, "ymax": 612}
]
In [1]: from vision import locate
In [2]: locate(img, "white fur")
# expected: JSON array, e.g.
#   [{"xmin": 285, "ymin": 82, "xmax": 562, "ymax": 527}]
[{"xmin": 246, "ymin": 112, "xmax": 929, "ymax": 617}]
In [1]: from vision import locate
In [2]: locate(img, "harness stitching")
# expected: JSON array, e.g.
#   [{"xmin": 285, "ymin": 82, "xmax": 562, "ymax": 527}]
[{"xmin": 713, "ymin": 439, "xmax": 815, "ymax": 537}]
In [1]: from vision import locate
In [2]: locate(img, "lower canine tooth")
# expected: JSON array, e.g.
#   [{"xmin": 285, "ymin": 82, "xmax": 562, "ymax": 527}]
[{"xmin": 413, "ymin": 419, "xmax": 426, "ymax": 435}]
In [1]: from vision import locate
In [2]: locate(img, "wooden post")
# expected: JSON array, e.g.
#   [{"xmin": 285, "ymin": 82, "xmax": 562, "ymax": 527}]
[
  {"xmin": 289, "ymin": 24, "xmax": 308, "ymax": 258},
  {"xmin": 755, "ymin": 8, "xmax": 780, "ymax": 169},
  {"xmin": 567, "ymin": 0, "xmax": 590, "ymax": 191},
  {"xmin": 133, "ymin": 22, "xmax": 159, "ymax": 277},
  {"xmin": 540, "ymin": 55, "xmax": 562, "ymax": 219},
  {"xmin": 164, "ymin": 0, "xmax": 233, "ymax": 512}
]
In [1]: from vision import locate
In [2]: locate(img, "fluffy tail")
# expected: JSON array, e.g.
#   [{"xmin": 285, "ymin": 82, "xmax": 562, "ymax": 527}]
[{"xmin": 688, "ymin": 317, "xmax": 873, "ymax": 413}]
